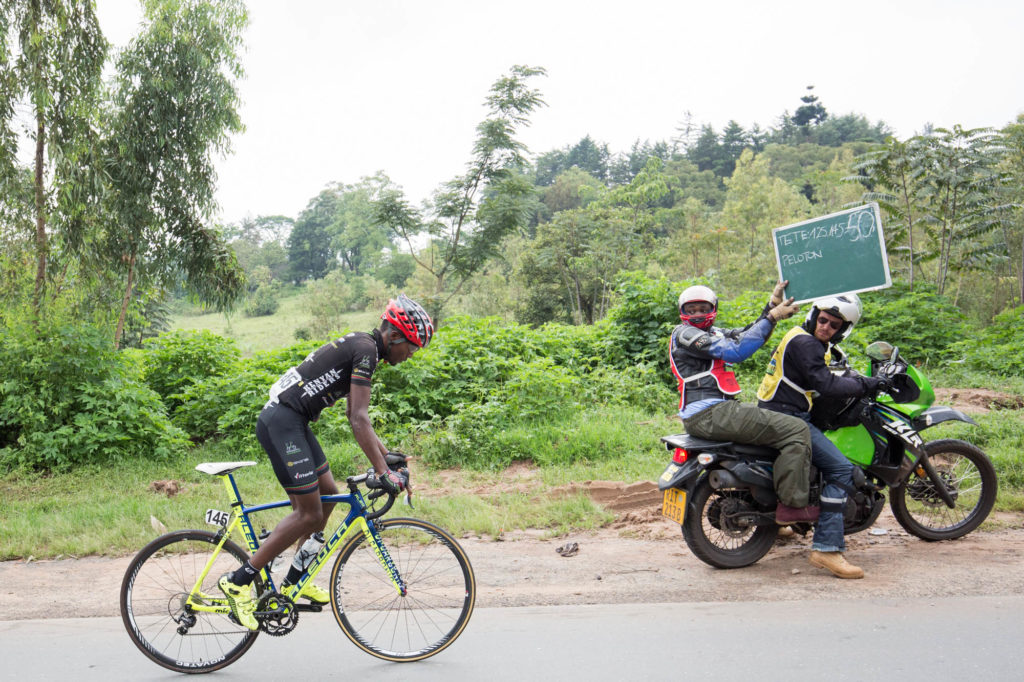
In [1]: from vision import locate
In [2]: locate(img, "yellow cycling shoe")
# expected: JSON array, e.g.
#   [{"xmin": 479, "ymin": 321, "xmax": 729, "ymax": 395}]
[
  {"xmin": 218, "ymin": 574, "xmax": 259, "ymax": 631},
  {"xmin": 290, "ymin": 580, "xmax": 331, "ymax": 604}
]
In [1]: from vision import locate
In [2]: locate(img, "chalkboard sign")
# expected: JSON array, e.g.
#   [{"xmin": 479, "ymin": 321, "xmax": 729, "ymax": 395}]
[{"xmin": 772, "ymin": 203, "xmax": 891, "ymax": 303}]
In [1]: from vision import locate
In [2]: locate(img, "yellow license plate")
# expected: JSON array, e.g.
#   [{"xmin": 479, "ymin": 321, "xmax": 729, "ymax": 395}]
[{"xmin": 661, "ymin": 488, "xmax": 686, "ymax": 524}]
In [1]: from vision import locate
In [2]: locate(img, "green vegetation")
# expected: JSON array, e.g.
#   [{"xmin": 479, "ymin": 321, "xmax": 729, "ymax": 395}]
[{"xmin": 2, "ymin": 13, "xmax": 1023, "ymax": 560}]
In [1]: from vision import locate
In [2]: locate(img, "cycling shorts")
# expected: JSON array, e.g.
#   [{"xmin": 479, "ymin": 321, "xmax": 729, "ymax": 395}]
[{"xmin": 256, "ymin": 401, "xmax": 329, "ymax": 495}]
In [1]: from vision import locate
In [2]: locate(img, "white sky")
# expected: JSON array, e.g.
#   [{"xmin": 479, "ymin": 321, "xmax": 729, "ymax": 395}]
[{"xmin": 94, "ymin": 0, "xmax": 1024, "ymax": 227}]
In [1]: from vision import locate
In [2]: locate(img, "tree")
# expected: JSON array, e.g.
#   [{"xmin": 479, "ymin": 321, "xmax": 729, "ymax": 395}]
[
  {"xmin": 688, "ymin": 125, "xmax": 728, "ymax": 176},
  {"xmin": 721, "ymin": 149, "xmax": 810, "ymax": 287},
  {"xmin": 521, "ymin": 204, "xmax": 639, "ymax": 324},
  {"xmin": 540, "ymin": 166, "xmax": 603, "ymax": 217},
  {"xmin": 288, "ymin": 187, "xmax": 338, "ymax": 282},
  {"xmin": 374, "ymin": 65, "xmax": 547, "ymax": 317},
  {"xmin": 101, "ymin": 0, "xmax": 247, "ymax": 347},
  {"xmin": 793, "ymin": 85, "xmax": 827, "ymax": 128},
  {"xmin": 228, "ymin": 214, "xmax": 292, "ymax": 285},
  {"xmin": 916, "ymin": 126, "xmax": 1009, "ymax": 298},
  {"xmin": 0, "ymin": 0, "xmax": 106, "ymax": 313},
  {"xmin": 609, "ymin": 139, "xmax": 672, "ymax": 185},
  {"xmin": 1000, "ymin": 115, "xmax": 1024, "ymax": 305},
  {"xmin": 852, "ymin": 137, "xmax": 929, "ymax": 289},
  {"xmin": 658, "ymin": 196, "xmax": 713, "ymax": 277},
  {"xmin": 328, "ymin": 173, "xmax": 400, "ymax": 275},
  {"xmin": 717, "ymin": 120, "xmax": 749, "ymax": 177}
]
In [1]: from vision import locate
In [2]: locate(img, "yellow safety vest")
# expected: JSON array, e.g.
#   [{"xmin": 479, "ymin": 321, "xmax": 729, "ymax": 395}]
[{"xmin": 756, "ymin": 326, "xmax": 832, "ymax": 410}]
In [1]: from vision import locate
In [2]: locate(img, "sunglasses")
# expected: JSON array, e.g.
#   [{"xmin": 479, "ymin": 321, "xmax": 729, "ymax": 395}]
[{"xmin": 816, "ymin": 316, "xmax": 843, "ymax": 331}]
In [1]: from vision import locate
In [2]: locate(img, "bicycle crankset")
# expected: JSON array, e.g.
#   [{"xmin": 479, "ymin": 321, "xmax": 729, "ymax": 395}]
[{"xmin": 256, "ymin": 591, "xmax": 298, "ymax": 636}]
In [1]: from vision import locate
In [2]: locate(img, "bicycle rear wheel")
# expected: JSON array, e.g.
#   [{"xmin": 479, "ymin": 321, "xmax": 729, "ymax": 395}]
[
  {"xmin": 120, "ymin": 529, "xmax": 262, "ymax": 673},
  {"xmin": 330, "ymin": 517, "xmax": 475, "ymax": 662}
]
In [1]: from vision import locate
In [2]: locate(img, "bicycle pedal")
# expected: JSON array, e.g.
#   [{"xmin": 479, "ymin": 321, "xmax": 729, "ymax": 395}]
[{"xmin": 294, "ymin": 603, "xmax": 323, "ymax": 612}]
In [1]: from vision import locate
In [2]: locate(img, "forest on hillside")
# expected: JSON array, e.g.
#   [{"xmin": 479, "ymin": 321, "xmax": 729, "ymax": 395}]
[{"xmin": 2, "ymin": 1, "xmax": 1024, "ymax": 472}]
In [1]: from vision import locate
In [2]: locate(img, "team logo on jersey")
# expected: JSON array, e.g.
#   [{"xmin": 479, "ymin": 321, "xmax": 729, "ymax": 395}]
[
  {"xmin": 300, "ymin": 368, "xmax": 343, "ymax": 398},
  {"xmin": 285, "ymin": 441, "xmax": 301, "ymax": 456}
]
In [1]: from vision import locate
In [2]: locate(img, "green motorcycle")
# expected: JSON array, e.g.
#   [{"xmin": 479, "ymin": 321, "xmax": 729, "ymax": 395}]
[{"xmin": 658, "ymin": 341, "xmax": 998, "ymax": 569}]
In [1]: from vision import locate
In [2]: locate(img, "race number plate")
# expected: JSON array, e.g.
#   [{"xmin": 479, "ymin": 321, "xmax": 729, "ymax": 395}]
[
  {"xmin": 205, "ymin": 509, "xmax": 230, "ymax": 527},
  {"xmin": 661, "ymin": 488, "xmax": 686, "ymax": 524}
]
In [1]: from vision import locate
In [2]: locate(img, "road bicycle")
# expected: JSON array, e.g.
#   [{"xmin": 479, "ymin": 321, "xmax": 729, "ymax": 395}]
[{"xmin": 120, "ymin": 457, "xmax": 476, "ymax": 673}]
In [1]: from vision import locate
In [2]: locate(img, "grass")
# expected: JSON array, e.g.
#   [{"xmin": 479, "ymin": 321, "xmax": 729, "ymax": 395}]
[
  {"xmin": 0, "ymin": 447, "xmax": 620, "ymax": 560},
  {"xmin": 171, "ymin": 289, "xmax": 380, "ymax": 355},
  {"xmin": 4, "ymin": 402, "xmax": 1022, "ymax": 561}
]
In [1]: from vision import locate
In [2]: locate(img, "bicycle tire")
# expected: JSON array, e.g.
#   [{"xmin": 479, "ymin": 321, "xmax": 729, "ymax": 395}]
[
  {"xmin": 329, "ymin": 517, "xmax": 475, "ymax": 662},
  {"xmin": 120, "ymin": 529, "xmax": 262, "ymax": 674}
]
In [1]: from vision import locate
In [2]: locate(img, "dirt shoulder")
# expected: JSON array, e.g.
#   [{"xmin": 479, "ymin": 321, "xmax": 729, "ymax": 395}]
[
  {"xmin": 4, "ymin": 388, "xmax": 1021, "ymax": 620},
  {"xmin": 3, "ymin": 507, "xmax": 1024, "ymax": 620}
]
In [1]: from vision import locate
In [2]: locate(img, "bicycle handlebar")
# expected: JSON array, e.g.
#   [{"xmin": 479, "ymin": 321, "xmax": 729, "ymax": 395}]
[{"xmin": 347, "ymin": 458, "xmax": 411, "ymax": 521}]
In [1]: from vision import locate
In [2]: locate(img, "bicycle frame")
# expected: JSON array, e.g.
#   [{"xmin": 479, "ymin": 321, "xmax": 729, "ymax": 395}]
[{"xmin": 186, "ymin": 471, "xmax": 405, "ymax": 617}]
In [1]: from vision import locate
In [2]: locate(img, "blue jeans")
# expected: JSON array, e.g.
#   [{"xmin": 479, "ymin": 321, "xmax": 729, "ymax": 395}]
[{"xmin": 791, "ymin": 411, "xmax": 854, "ymax": 552}]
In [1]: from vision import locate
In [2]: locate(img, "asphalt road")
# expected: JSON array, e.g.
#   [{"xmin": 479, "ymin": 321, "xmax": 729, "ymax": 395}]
[{"xmin": 3, "ymin": 597, "xmax": 1023, "ymax": 681}]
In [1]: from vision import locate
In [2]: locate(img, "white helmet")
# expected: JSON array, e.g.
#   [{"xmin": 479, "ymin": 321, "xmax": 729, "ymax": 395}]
[
  {"xmin": 678, "ymin": 285, "xmax": 718, "ymax": 329},
  {"xmin": 804, "ymin": 293, "xmax": 862, "ymax": 342}
]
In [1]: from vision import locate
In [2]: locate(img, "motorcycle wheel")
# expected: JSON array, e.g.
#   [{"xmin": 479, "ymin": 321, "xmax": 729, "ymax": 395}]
[
  {"xmin": 681, "ymin": 476, "xmax": 776, "ymax": 569},
  {"xmin": 890, "ymin": 439, "xmax": 997, "ymax": 541}
]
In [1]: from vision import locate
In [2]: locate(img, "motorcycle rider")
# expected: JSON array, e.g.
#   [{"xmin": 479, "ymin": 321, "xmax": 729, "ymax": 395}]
[
  {"xmin": 670, "ymin": 280, "xmax": 817, "ymax": 524},
  {"xmin": 757, "ymin": 293, "xmax": 887, "ymax": 579}
]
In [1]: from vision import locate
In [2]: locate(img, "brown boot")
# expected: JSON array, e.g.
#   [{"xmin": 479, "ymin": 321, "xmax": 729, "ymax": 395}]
[
  {"xmin": 775, "ymin": 502, "xmax": 820, "ymax": 525},
  {"xmin": 809, "ymin": 551, "xmax": 864, "ymax": 579}
]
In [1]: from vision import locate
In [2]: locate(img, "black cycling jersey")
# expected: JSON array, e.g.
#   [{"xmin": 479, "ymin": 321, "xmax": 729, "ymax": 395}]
[{"xmin": 271, "ymin": 330, "xmax": 386, "ymax": 422}]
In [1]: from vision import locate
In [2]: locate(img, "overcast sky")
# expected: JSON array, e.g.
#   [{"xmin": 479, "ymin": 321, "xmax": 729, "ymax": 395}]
[{"xmin": 95, "ymin": 0, "xmax": 1024, "ymax": 227}]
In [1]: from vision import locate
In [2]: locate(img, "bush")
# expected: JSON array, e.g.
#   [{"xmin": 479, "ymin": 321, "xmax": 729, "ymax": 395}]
[
  {"xmin": 949, "ymin": 305, "xmax": 1024, "ymax": 376},
  {"xmin": 173, "ymin": 341, "xmax": 312, "ymax": 444},
  {"xmin": 244, "ymin": 284, "xmax": 279, "ymax": 317},
  {"xmin": 142, "ymin": 330, "xmax": 241, "ymax": 410},
  {"xmin": 0, "ymin": 321, "xmax": 188, "ymax": 471},
  {"xmin": 856, "ymin": 285, "xmax": 970, "ymax": 366},
  {"xmin": 601, "ymin": 271, "xmax": 678, "ymax": 368}
]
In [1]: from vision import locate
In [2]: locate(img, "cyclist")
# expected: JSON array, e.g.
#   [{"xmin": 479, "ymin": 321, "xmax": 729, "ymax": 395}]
[
  {"xmin": 219, "ymin": 294, "xmax": 434, "ymax": 630},
  {"xmin": 670, "ymin": 280, "xmax": 818, "ymax": 524}
]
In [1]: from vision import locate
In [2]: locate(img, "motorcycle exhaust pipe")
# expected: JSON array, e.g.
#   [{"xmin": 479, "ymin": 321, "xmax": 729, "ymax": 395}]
[{"xmin": 709, "ymin": 469, "xmax": 742, "ymax": 490}]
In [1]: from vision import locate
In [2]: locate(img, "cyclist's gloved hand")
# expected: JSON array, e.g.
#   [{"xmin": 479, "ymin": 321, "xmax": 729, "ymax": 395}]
[{"xmin": 378, "ymin": 469, "xmax": 406, "ymax": 496}]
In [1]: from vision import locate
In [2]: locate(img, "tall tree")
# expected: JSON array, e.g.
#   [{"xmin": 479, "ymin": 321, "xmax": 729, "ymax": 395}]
[
  {"xmin": 793, "ymin": 85, "xmax": 828, "ymax": 129},
  {"xmin": 852, "ymin": 137, "xmax": 929, "ymax": 289},
  {"xmin": 721, "ymin": 149, "xmax": 810, "ymax": 287},
  {"xmin": 288, "ymin": 187, "xmax": 338, "ymax": 282},
  {"xmin": 1000, "ymin": 115, "xmax": 1024, "ymax": 305},
  {"xmin": 916, "ymin": 126, "xmax": 1007, "ymax": 297},
  {"xmin": 102, "ymin": 0, "xmax": 247, "ymax": 347},
  {"xmin": 0, "ymin": 0, "xmax": 106, "ymax": 313},
  {"xmin": 329, "ymin": 173, "xmax": 400, "ymax": 275},
  {"xmin": 375, "ymin": 65, "xmax": 547, "ymax": 316}
]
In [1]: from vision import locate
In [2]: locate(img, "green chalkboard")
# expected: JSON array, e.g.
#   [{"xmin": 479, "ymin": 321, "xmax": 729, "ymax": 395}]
[{"xmin": 772, "ymin": 203, "xmax": 891, "ymax": 303}]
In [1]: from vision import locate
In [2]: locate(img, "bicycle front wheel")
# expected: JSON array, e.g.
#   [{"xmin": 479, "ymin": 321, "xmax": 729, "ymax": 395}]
[
  {"xmin": 120, "ymin": 529, "xmax": 262, "ymax": 674},
  {"xmin": 330, "ymin": 517, "xmax": 475, "ymax": 662}
]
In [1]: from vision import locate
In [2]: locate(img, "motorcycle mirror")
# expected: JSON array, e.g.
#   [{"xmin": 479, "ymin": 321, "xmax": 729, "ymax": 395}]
[{"xmin": 865, "ymin": 341, "xmax": 894, "ymax": 362}]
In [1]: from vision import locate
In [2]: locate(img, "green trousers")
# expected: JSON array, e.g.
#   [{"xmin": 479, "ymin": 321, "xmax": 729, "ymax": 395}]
[{"xmin": 682, "ymin": 400, "xmax": 812, "ymax": 508}]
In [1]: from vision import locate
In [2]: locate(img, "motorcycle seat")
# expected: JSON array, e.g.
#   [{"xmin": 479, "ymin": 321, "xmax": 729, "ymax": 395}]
[{"xmin": 661, "ymin": 434, "xmax": 730, "ymax": 450}]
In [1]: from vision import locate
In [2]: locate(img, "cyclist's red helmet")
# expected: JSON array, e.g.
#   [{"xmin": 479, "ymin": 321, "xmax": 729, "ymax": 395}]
[{"xmin": 383, "ymin": 294, "xmax": 434, "ymax": 348}]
